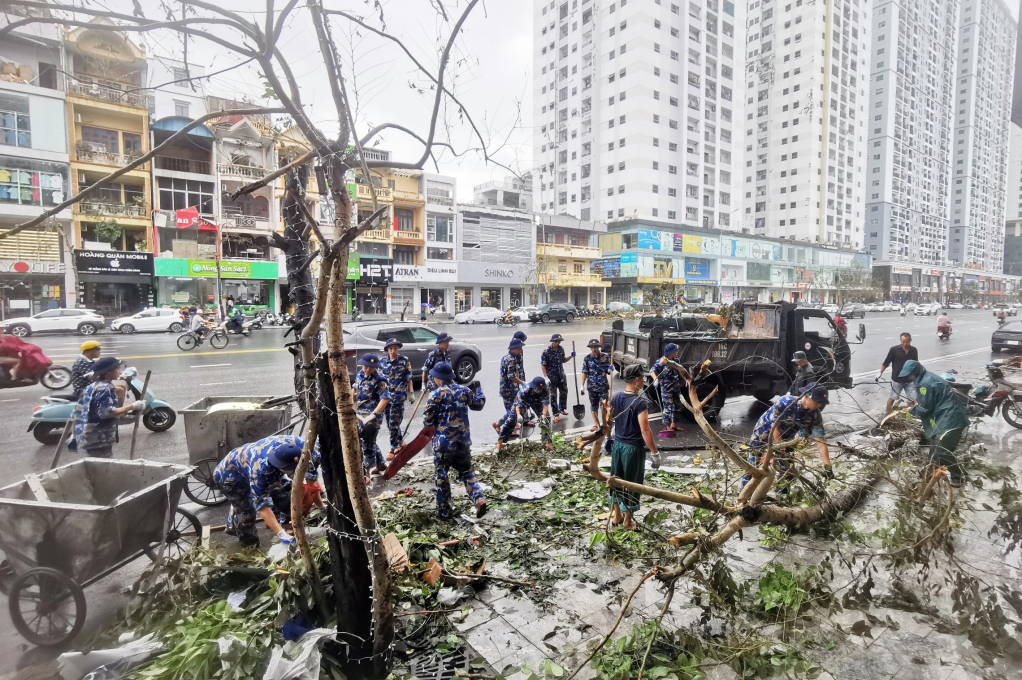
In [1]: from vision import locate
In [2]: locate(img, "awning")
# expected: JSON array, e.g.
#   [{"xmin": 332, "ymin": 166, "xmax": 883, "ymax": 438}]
[{"xmin": 152, "ymin": 116, "xmax": 214, "ymax": 138}]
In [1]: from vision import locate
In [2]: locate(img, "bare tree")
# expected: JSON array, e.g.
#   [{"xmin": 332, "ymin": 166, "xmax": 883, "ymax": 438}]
[{"xmin": 0, "ymin": 2, "xmax": 517, "ymax": 674}]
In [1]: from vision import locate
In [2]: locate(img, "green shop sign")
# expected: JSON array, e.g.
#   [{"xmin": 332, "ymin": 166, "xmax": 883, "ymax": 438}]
[
  {"xmin": 346, "ymin": 252, "xmax": 360, "ymax": 280},
  {"xmin": 154, "ymin": 258, "xmax": 279, "ymax": 279}
]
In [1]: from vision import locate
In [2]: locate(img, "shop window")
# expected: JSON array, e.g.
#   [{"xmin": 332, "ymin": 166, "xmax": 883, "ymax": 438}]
[
  {"xmin": 455, "ymin": 287, "xmax": 472, "ymax": 312},
  {"xmin": 480, "ymin": 288, "xmax": 502, "ymax": 308},
  {"xmin": 0, "ymin": 157, "xmax": 66, "ymax": 207},
  {"xmin": 0, "ymin": 93, "xmax": 31, "ymax": 147},
  {"xmin": 427, "ymin": 247, "xmax": 453, "ymax": 260},
  {"xmin": 427, "ymin": 214, "xmax": 454, "ymax": 242}
]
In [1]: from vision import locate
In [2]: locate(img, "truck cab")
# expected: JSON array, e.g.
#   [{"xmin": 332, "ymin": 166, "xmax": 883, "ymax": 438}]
[{"xmin": 793, "ymin": 306, "xmax": 854, "ymax": 390}]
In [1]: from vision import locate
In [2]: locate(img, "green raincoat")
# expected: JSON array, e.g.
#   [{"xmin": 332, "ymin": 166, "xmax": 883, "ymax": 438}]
[{"xmin": 898, "ymin": 359, "xmax": 968, "ymax": 439}]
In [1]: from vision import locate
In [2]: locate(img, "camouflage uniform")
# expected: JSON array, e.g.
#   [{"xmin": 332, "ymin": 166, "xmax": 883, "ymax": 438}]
[
  {"xmin": 423, "ymin": 382, "xmax": 487, "ymax": 518},
  {"xmin": 422, "ymin": 348, "xmax": 451, "ymax": 391},
  {"xmin": 497, "ymin": 382, "xmax": 551, "ymax": 443},
  {"xmin": 212, "ymin": 435, "xmax": 320, "ymax": 540},
  {"xmin": 69, "ymin": 381, "xmax": 119, "ymax": 457},
  {"xmin": 355, "ymin": 368, "xmax": 390, "ymax": 472},
  {"xmin": 582, "ymin": 352, "xmax": 612, "ymax": 412},
  {"xmin": 499, "ymin": 352, "xmax": 525, "ymax": 410},
  {"xmin": 541, "ymin": 344, "xmax": 569, "ymax": 412},
  {"xmin": 380, "ymin": 353, "xmax": 413, "ymax": 449},
  {"xmin": 651, "ymin": 356, "xmax": 683, "ymax": 427}
]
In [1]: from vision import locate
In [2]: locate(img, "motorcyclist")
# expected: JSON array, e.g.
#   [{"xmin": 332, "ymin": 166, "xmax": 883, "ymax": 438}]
[
  {"xmin": 832, "ymin": 313, "xmax": 848, "ymax": 336},
  {"xmin": 0, "ymin": 325, "xmax": 52, "ymax": 384},
  {"xmin": 70, "ymin": 340, "xmax": 102, "ymax": 398},
  {"xmin": 224, "ymin": 308, "xmax": 244, "ymax": 334},
  {"xmin": 936, "ymin": 312, "xmax": 951, "ymax": 336}
]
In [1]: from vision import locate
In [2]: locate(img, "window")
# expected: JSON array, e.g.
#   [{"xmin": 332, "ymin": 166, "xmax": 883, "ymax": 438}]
[
  {"xmin": 427, "ymin": 247, "xmax": 453, "ymax": 260},
  {"xmin": 174, "ymin": 100, "xmax": 190, "ymax": 117},
  {"xmin": 0, "ymin": 94, "xmax": 30, "ymax": 147},
  {"xmin": 0, "ymin": 157, "xmax": 67, "ymax": 207},
  {"xmin": 427, "ymin": 214, "xmax": 454, "ymax": 242},
  {"xmin": 158, "ymin": 177, "xmax": 215, "ymax": 212}
]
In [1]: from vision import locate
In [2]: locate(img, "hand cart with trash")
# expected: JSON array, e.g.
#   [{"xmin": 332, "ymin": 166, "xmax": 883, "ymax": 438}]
[
  {"xmin": 180, "ymin": 395, "xmax": 299, "ymax": 506},
  {"xmin": 0, "ymin": 459, "xmax": 199, "ymax": 646}
]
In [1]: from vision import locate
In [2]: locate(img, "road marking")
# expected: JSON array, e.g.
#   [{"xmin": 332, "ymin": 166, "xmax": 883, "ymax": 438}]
[
  {"xmin": 201, "ymin": 379, "xmax": 248, "ymax": 386},
  {"xmin": 193, "ymin": 363, "xmax": 232, "ymax": 368},
  {"xmin": 114, "ymin": 347, "xmax": 286, "ymax": 360},
  {"xmin": 0, "ymin": 398, "xmax": 20, "ymax": 403}
]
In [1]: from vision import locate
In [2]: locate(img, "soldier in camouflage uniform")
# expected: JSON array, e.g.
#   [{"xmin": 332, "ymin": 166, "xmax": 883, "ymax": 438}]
[
  {"xmin": 213, "ymin": 434, "xmax": 322, "ymax": 547},
  {"xmin": 380, "ymin": 337, "xmax": 415, "ymax": 457},
  {"xmin": 353, "ymin": 353, "xmax": 391, "ymax": 478},
  {"xmin": 650, "ymin": 343, "xmax": 683, "ymax": 432},
  {"xmin": 512, "ymin": 330, "xmax": 528, "ymax": 374},
  {"xmin": 422, "ymin": 332, "xmax": 453, "ymax": 391},
  {"xmin": 495, "ymin": 376, "xmax": 553, "ymax": 452},
  {"xmin": 422, "ymin": 361, "xmax": 487, "ymax": 519},
  {"xmin": 499, "ymin": 337, "xmax": 527, "ymax": 411},
  {"xmin": 541, "ymin": 333, "xmax": 575, "ymax": 418},
  {"xmin": 582, "ymin": 339, "xmax": 613, "ymax": 431}
]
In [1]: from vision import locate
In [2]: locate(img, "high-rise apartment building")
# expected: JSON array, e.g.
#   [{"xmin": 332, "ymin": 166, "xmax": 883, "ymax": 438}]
[
  {"xmin": 532, "ymin": 0, "xmax": 744, "ymax": 230},
  {"xmin": 946, "ymin": 0, "xmax": 1016, "ymax": 272},
  {"xmin": 864, "ymin": 0, "xmax": 960, "ymax": 265},
  {"xmin": 745, "ymin": 0, "xmax": 869, "ymax": 247}
]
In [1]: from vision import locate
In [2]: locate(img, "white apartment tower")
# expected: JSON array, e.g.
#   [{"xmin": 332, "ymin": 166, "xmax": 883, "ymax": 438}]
[
  {"xmin": 864, "ymin": 0, "xmax": 960, "ymax": 265},
  {"xmin": 946, "ymin": 0, "xmax": 1016, "ymax": 272},
  {"xmin": 744, "ymin": 0, "xmax": 869, "ymax": 247},
  {"xmin": 532, "ymin": 0, "xmax": 744, "ymax": 230}
]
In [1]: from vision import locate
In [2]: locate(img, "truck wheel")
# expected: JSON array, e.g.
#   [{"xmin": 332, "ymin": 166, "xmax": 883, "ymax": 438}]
[
  {"xmin": 684, "ymin": 382, "xmax": 725, "ymax": 421},
  {"xmin": 753, "ymin": 391, "xmax": 774, "ymax": 404}
]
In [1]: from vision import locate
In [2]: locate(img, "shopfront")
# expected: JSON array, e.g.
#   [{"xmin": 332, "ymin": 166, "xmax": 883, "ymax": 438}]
[
  {"xmin": 74, "ymin": 250, "xmax": 154, "ymax": 318},
  {"xmin": 458, "ymin": 261, "xmax": 529, "ymax": 310},
  {"xmin": 353, "ymin": 257, "xmax": 393, "ymax": 315},
  {"xmin": 0, "ymin": 259, "xmax": 66, "ymax": 318},
  {"xmin": 153, "ymin": 258, "xmax": 277, "ymax": 313}
]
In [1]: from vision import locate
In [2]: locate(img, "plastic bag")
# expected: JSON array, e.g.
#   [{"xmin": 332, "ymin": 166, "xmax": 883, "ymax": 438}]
[
  {"xmin": 261, "ymin": 628, "xmax": 337, "ymax": 680},
  {"xmin": 59, "ymin": 633, "xmax": 162, "ymax": 680}
]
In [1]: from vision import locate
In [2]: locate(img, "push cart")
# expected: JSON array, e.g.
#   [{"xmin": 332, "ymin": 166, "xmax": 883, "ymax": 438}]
[
  {"xmin": 179, "ymin": 395, "xmax": 297, "ymax": 507},
  {"xmin": 0, "ymin": 459, "xmax": 198, "ymax": 646}
]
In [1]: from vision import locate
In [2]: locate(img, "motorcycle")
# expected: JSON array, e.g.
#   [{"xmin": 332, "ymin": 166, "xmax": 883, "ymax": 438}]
[
  {"xmin": 943, "ymin": 362, "xmax": 1022, "ymax": 429},
  {"xmin": 27, "ymin": 367, "xmax": 177, "ymax": 444},
  {"xmin": 900, "ymin": 307, "xmax": 907, "ymax": 317},
  {"xmin": 937, "ymin": 321, "xmax": 952, "ymax": 341},
  {"xmin": 496, "ymin": 312, "xmax": 519, "ymax": 328},
  {"xmin": 0, "ymin": 364, "xmax": 72, "ymax": 391}
]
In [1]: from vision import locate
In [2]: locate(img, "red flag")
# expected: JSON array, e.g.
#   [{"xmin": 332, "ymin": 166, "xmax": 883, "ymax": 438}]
[{"xmin": 175, "ymin": 206, "xmax": 199, "ymax": 229}]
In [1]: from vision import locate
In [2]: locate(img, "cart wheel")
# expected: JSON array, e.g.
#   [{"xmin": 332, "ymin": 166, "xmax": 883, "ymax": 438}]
[
  {"xmin": 185, "ymin": 457, "xmax": 227, "ymax": 506},
  {"xmin": 8, "ymin": 567, "xmax": 86, "ymax": 647},
  {"xmin": 145, "ymin": 508, "xmax": 202, "ymax": 562}
]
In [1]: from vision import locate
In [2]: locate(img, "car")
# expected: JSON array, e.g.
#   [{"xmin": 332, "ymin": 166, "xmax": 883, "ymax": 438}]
[
  {"xmin": 511, "ymin": 306, "xmax": 539, "ymax": 322},
  {"xmin": 838, "ymin": 303, "xmax": 867, "ymax": 319},
  {"xmin": 607, "ymin": 301, "xmax": 635, "ymax": 313},
  {"xmin": 529, "ymin": 302, "xmax": 578, "ymax": 323},
  {"xmin": 332, "ymin": 322, "xmax": 482, "ymax": 383},
  {"xmin": 947, "ymin": 302, "xmax": 965, "ymax": 309},
  {"xmin": 992, "ymin": 321, "xmax": 1022, "ymax": 352},
  {"xmin": 992, "ymin": 303, "xmax": 1017, "ymax": 317},
  {"xmin": 821, "ymin": 303, "xmax": 839, "ymax": 314},
  {"xmin": 110, "ymin": 308, "xmax": 185, "ymax": 334},
  {"xmin": 1, "ymin": 308, "xmax": 105, "ymax": 337},
  {"xmin": 915, "ymin": 302, "xmax": 941, "ymax": 316},
  {"xmin": 454, "ymin": 306, "xmax": 504, "ymax": 324}
]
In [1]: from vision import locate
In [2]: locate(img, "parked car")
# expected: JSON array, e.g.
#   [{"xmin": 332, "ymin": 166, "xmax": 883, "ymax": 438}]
[
  {"xmin": 992, "ymin": 303, "xmax": 1017, "ymax": 317},
  {"xmin": 529, "ymin": 303, "xmax": 578, "ymax": 323},
  {"xmin": 511, "ymin": 306, "xmax": 539, "ymax": 322},
  {"xmin": 991, "ymin": 321, "xmax": 1022, "ymax": 352},
  {"xmin": 331, "ymin": 322, "xmax": 481, "ymax": 383},
  {"xmin": 821, "ymin": 304, "xmax": 840, "ymax": 314},
  {"xmin": 110, "ymin": 308, "xmax": 185, "ymax": 334},
  {"xmin": 1, "ymin": 308, "xmax": 105, "ymax": 337},
  {"xmin": 947, "ymin": 302, "xmax": 965, "ymax": 309},
  {"xmin": 607, "ymin": 301, "xmax": 635, "ymax": 313},
  {"xmin": 454, "ymin": 306, "xmax": 504, "ymax": 324},
  {"xmin": 839, "ymin": 303, "xmax": 867, "ymax": 319}
]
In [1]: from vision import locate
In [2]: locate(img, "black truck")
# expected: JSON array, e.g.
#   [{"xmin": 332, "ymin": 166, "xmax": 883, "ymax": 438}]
[{"xmin": 607, "ymin": 301, "xmax": 863, "ymax": 418}]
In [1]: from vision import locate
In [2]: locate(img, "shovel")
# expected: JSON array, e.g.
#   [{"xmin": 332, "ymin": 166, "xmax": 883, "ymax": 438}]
[{"xmin": 571, "ymin": 341, "xmax": 585, "ymax": 421}]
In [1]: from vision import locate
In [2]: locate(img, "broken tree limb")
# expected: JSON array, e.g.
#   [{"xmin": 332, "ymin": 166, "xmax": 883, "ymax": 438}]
[
  {"xmin": 605, "ymin": 476, "xmax": 729, "ymax": 514},
  {"xmin": 679, "ymin": 381, "xmax": 762, "ymax": 478},
  {"xmin": 740, "ymin": 473, "xmax": 879, "ymax": 530}
]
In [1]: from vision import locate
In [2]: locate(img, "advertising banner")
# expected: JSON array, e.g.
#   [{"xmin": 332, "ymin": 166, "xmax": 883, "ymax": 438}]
[
  {"xmin": 347, "ymin": 252, "xmax": 361, "ymax": 280},
  {"xmin": 75, "ymin": 250, "xmax": 155, "ymax": 276},
  {"xmin": 719, "ymin": 261, "xmax": 745, "ymax": 284},
  {"xmin": 357, "ymin": 258, "xmax": 394, "ymax": 286},
  {"xmin": 593, "ymin": 258, "xmax": 621, "ymax": 278},
  {"xmin": 620, "ymin": 252, "xmax": 639, "ymax": 277},
  {"xmin": 682, "ymin": 234, "xmax": 702, "ymax": 253},
  {"xmin": 684, "ymin": 258, "xmax": 711, "ymax": 279}
]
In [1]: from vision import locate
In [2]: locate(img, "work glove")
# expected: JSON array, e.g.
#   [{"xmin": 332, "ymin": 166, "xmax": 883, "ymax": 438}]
[
  {"xmin": 651, "ymin": 452, "xmax": 662, "ymax": 470},
  {"xmin": 570, "ymin": 351, "xmax": 576, "ymax": 357},
  {"xmin": 580, "ymin": 389, "xmax": 585, "ymax": 395},
  {"xmin": 875, "ymin": 375, "xmax": 881, "ymax": 383},
  {"xmin": 358, "ymin": 413, "xmax": 377, "ymax": 426},
  {"xmin": 468, "ymin": 380, "xmax": 481, "ymax": 391},
  {"xmin": 407, "ymin": 391, "xmax": 415, "ymax": 403},
  {"xmin": 130, "ymin": 400, "xmax": 145, "ymax": 413},
  {"xmin": 276, "ymin": 529, "xmax": 294, "ymax": 545}
]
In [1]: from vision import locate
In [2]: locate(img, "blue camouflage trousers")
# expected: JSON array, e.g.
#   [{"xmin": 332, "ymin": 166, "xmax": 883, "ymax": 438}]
[
  {"xmin": 221, "ymin": 482, "xmax": 292, "ymax": 540},
  {"xmin": 359, "ymin": 421, "xmax": 386, "ymax": 472},
  {"xmin": 434, "ymin": 442, "xmax": 485, "ymax": 518},
  {"xmin": 660, "ymin": 386, "xmax": 681, "ymax": 427},
  {"xmin": 385, "ymin": 399, "xmax": 405, "ymax": 449},
  {"xmin": 548, "ymin": 377, "xmax": 568, "ymax": 412}
]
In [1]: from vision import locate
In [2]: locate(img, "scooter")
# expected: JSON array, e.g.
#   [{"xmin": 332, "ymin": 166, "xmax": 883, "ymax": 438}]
[
  {"xmin": 27, "ymin": 367, "xmax": 177, "ymax": 445},
  {"xmin": 900, "ymin": 307, "xmax": 907, "ymax": 317},
  {"xmin": 0, "ymin": 364, "xmax": 72, "ymax": 391},
  {"xmin": 937, "ymin": 321, "xmax": 952, "ymax": 341},
  {"xmin": 943, "ymin": 362, "xmax": 1022, "ymax": 429},
  {"xmin": 496, "ymin": 313, "xmax": 519, "ymax": 328}
]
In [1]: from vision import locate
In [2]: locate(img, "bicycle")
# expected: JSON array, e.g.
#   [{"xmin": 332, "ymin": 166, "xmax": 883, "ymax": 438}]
[{"xmin": 177, "ymin": 328, "xmax": 229, "ymax": 351}]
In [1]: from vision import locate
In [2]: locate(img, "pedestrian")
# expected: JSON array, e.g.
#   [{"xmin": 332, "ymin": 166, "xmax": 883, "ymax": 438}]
[
  {"xmin": 422, "ymin": 332, "xmax": 453, "ymax": 391},
  {"xmin": 422, "ymin": 362, "xmax": 487, "ymax": 519},
  {"xmin": 380, "ymin": 337, "xmax": 415, "ymax": 459},
  {"xmin": 499, "ymin": 338, "xmax": 527, "ymax": 412},
  {"xmin": 354, "ymin": 353, "xmax": 391, "ymax": 479},
  {"xmin": 899, "ymin": 360, "xmax": 969, "ymax": 487},
  {"xmin": 877, "ymin": 332, "xmax": 919, "ymax": 413},
  {"xmin": 744, "ymin": 383, "xmax": 833, "ymax": 482},
  {"xmin": 70, "ymin": 340, "xmax": 102, "ymax": 398},
  {"xmin": 650, "ymin": 343, "xmax": 683, "ymax": 432},
  {"xmin": 69, "ymin": 356, "xmax": 144, "ymax": 458},
  {"xmin": 541, "ymin": 333, "xmax": 574, "ymax": 418},
  {"xmin": 212, "ymin": 435, "xmax": 322, "ymax": 548},
  {"xmin": 607, "ymin": 363, "xmax": 662, "ymax": 531},
  {"xmin": 495, "ymin": 376, "xmax": 554, "ymax": 453},
  {"xmin": 788, "ymin": 350, "xmax": 817, "ymax": 396},
  {"xmin": 582, "ymin": 339, "xmax": 613, "ymax": 431},
  {"xmin": 420, "ymin": 302, "xmax": 428, "ymax": 323}
]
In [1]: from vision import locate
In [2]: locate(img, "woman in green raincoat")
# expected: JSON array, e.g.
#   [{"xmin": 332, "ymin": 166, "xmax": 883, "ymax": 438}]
[{"xmin": 898, "ymin": 359, "xmax": 969, "ymax": 486}]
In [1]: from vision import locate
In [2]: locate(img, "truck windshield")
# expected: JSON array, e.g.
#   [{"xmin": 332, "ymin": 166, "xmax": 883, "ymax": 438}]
[{"xmin": 801, "ymin": 315, "xmax": 838, "ymax": 344}]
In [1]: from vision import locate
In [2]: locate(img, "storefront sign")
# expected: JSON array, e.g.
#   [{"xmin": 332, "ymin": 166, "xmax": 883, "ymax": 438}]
[
  {"xmin": 684, "ymin": 258, "xmax": 711, "ymax": 279},
  {"xmin": 620, "ymin": 252, "xmax": 639, "ymax": 278},
  {"xmin": 347, "ymin": 252, "xmax": 361, "ymax": 280},
  {"xmin": 593, "ymin": 258, "xmax": 621, "ymax": 278},
  {"xmin": 358, "ymin": 257, "xmax": 394, "ymax": 286},
  {"xmin": 392, "ymin": 264, "xmax": 424, "ymax": 281},
  {"xmin": 893, "ymin": 266, "xmax": 914, "ymax": 274},
  {"xmin": 681, "ymin": 234, "xmax": 703, "ymax": 254},
  {"xmin": 75, "ymin": 250, "xmax": 155, "ymax": 276},
  {"xmin": 425, "ymin": 262, "xmax": 460, "ymax": 282},
  {"xmin": 0, "ymin": 259, "xmax": 66, "ymax": 274},
  {"xmin": 153, "ymin": 258, "xmax": 278, "ymax": 279},
  {"xmin": 176, "ymin": 207, "xmax": 200, "ymax": 228}
]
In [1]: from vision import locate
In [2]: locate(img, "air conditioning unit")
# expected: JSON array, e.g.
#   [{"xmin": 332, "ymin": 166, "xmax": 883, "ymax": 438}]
[{"xmin": 74, "ymin": 113, "xmax": 82, "ymax": 123}]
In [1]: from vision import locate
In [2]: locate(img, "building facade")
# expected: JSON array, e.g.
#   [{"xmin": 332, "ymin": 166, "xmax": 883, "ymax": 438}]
[
  {"xmin": 532, "ymin": 0, "xmax": 743, "ymax": 231},
  {"xmin": 746, "ymin": 0, "xmax": 869, "ymax": 247},
  {"xmin": 946, "ymin": 0, "xmax": 1016, "ymax": 272},
  {"xmin": 535, "ymin": 213, "xmax": 609, "ymax": 307},
  {"xmin": 864, "ymin": 0, "xmax": 960, "ymax": 265},
  {"xmin": 873, "ymin": 261, "xmax": 1019, "ymax": 304},
  {"xmin": 456, "ymin": 205, "xmax": 537, "ymax": 311}
]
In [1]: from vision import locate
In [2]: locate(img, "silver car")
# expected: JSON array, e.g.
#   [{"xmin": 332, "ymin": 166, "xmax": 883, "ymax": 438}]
[{"xmin": 332, "ymin": 321, "xmax": 482, "ymax": 384}]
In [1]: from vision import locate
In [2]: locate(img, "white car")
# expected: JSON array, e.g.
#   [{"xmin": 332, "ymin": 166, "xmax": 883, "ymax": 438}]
[
  {"xmin": 1, "ymin": 308, "xmax": 105, "ymax": 337},
  {"xmin": 914, "ymin": 302, "xmax": 941, "ymax": 316},
  {"xmin": 947, "ymin": 302, "xmax": 965, "ymax": 309},
  {"xmin": 454, "ymin": 306, "xmax": 504, "ymax": 324},
  {"xmin": 110, "ymin": 308, "xmax": 186, "ymax": 334},
  {"xmin": 822, "ymin": 304, "xmax": 840, "ymax": 314},
  {"xmin": 511, "ymin": 306, "xmax": 539, "ymax": 322}
]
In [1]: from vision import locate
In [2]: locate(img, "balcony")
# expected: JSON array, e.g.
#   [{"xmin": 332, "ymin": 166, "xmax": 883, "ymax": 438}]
[
  {"xmin": 359, "ymin": 228, "xmax": 393, "ymax": 242},
  {"xmin": 393, "ymin": 228, "xmax": 425, "ymax": 245},
  {"xmin": 155, "ymin": 156, "xmax": 211, "ymax": 175},
  {"xmin": 426, "ymin": 194, "xmax": 453, "ymax": 207},
  {"xmin": 76, "ymin": 143, "xmax": 144, "ymax": 167},
  {"xmin": 222, "ymin": 213, "xmax": 271, "ymax": 229},
  {"xmin": 357, "ymin": 184, "xmax": 393, "ymax": 201},
  {"xmin": 66, "ymin": 77, "xmax": 147, "ymax": 108},
  {"xmin": 218, "ymin": 163, "xmax": 270, "ymax": 180},
  {"xmin": 537, "ymin": 243, "xmax": 601, "ymax": 259},
  {"xmin": 539, "ymin": 271, "xmax": 610, "ymax": 287},
  {"xmin": 79, "ymin": 199, "xmax": 146, "ymax": 218},
  {"xmin": 393, "ymin": 189, "xmax": 423, "ymax": 203}
]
